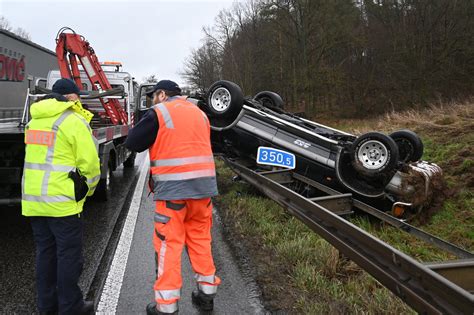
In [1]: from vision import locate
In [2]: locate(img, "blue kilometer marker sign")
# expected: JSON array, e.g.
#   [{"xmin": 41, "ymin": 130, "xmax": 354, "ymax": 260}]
[{"xmin": 256, "ymin": 146, "xmax": 296, "ymax": 169}]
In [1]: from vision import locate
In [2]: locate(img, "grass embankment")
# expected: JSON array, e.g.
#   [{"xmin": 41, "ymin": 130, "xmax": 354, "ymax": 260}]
[{"xmin": 214, "ymin": 101, "xmax": 473, "ymax": 314}]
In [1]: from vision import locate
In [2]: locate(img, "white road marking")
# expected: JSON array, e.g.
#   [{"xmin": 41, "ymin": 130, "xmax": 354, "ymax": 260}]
[{"xmin": 97, "ymin": 153, "xmax": 149, "ymax": 314}]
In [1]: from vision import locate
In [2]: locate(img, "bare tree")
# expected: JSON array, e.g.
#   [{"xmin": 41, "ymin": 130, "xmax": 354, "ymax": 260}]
[
  {"xmin": 182, "ymin": 39, "xmax": 221, "ymax": 91},
  {"xmin": 143, "ymin": 74, "xmax": 158, "ymax": 83},
  {"xmin": 183, "ymin": 0, "xmax": 474, "ymax": 116},
  {"xmin": 0, "ymin": 16, "xmax": 12, "ymax": 31},
  {"xmin": 0, "ymin": 16, "xmax": 32, "ymax": 40},
  {"xmin": 13, "ymin": 27, "xmax": 31, "ymax": 40}
]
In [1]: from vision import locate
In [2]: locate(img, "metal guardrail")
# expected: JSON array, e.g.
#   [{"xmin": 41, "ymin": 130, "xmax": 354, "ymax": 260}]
[{"xmin": 224, "ymin": 158, "xmax": 474, "ymax": 314}]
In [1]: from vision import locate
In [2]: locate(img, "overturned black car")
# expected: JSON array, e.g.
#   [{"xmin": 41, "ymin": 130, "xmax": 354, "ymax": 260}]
[{"xmin": 188, "ymin": 80, "xmax": 442, "ymax": 215}]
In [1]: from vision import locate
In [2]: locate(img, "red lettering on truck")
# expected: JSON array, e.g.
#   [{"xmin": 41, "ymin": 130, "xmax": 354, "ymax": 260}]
[{"xmin": 0, "ymin": 53, "xmax": 26, "ymax": 82}]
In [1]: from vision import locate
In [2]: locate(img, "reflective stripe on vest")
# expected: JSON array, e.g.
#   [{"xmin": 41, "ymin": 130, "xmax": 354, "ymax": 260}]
[
  {"xmin": 150, "ymin": 155, "xmax": 214, "ymax": 167},
  {"xmin": 42, "ymin": 110, "xmax": 73, "ymax": 195},
  {"xmin": 154, "ymin": 103, "xmax": 174, "ymax": 129},
  {"xmin": 87, "ymin": 174, "xmax": 101, "ymax": 185},
  {"xmin": 22, "ymin": 195, "xmax": 74, "ymax": 202},
  {"xmin": 152, "ymin": 169, "xmax": 216, "ymax": 181},
  {"xmin": 24, "ymin": 162, "xmax": 75, "ymax": 173},
  {"xmin": 22, "ymin": 110, "xmax": 75, "ymax": 203},
  {"xmin": 148, "ymin": 98, "xmax": 218, "ymax": 199}
]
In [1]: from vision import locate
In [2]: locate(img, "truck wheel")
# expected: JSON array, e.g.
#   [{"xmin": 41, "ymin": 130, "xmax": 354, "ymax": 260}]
[
  {"xmin": 95, "ymin": 161, "xmax": 112, "ymax": 200},
  {"xmin": 389, "ymin": 130, "xmax": 424, "ymax": 163},
  {"xmin": 351, "ymin": 132, "xmax": 399, "ymax": 178},
  {"xmin": 206, "ymin": 80, "xmax": 243, "ymax": 119},
  {"xmin": 123, "ymin": 152, "xmax": 136, "ymax": 168},
  {"xmin": 253, "ymin": 91, "xmax": 284, "ymax": 110}
]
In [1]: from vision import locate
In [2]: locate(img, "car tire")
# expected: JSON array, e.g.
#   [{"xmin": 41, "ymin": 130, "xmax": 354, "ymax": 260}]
[
  {"xmin": 205, "ymin": 80, "xmax": 244, "ymax": 119},
  {"xmin": 389, "ymin": 130, "xmax": 424, "ymax": 162},
  {"xmin": 351, "ymin": 132, "xmax": 399, "ymax": 178},
  {"xmin": 253, "ymin": 91, "xmax": 284, "ymax": 110}
]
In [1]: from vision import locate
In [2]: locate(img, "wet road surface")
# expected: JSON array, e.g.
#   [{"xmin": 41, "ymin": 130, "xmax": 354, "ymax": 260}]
[
  {"xmin": 100, "ymin": 154, "xmax": 265, "ymax": 314},
  {"xmin": 0, "ymin": 153, "xmax": 266, "ymax": 314},
  {"xmin": 0, "ymin": 155, "xmax": 143, "ymax": 314}
]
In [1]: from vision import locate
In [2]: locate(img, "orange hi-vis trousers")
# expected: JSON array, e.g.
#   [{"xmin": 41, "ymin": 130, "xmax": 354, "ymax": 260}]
[{"xmin": 153, "ymin": 198, "xmax": 221, "ymax": 313}]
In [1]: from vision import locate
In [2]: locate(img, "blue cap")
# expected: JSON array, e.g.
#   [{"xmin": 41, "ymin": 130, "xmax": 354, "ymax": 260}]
[
  {"xmin": 146, "ymin": 80, "xmax": 181, "ymax": 98},
  {"xmin": 52, "ymin": 78, "xmax": 87, "ymax": 96}
]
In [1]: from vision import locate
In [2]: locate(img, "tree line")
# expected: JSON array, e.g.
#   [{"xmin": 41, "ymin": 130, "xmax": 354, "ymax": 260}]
[
  {"xmin": 183, "ymin": 0, "xmax": 474, "ymax": 116},
  {"xmin": 0, "ymin": 16, "xmax": 31, "ymax": 41}
]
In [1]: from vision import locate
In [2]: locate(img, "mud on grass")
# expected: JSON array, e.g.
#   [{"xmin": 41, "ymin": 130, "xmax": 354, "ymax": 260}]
[{"xmin": 214, "ymin": 159, "xmax": 413, "ymax": 314}]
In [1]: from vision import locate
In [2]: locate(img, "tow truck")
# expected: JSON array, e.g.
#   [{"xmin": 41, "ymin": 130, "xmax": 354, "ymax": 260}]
[
  {"xmin": 0, "ymin": 27, "xmax": 138, "ymax": 203},
  {"xmin": 37, "ymin": 27, "xmax": 139, "ymax": 198}
]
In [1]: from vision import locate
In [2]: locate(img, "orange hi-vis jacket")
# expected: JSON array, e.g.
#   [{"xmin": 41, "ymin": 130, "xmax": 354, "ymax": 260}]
[{"xmin": 149, "ymin": 96, "xmax": 218, "ymax": 200}]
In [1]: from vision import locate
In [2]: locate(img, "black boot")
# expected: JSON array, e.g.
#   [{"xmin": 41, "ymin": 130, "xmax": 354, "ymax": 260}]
[
  {"xmin": 146, "ymin": 302, "xmax": 178, "ymax": 315},
  {"xmin": 79, "ymin": 300, "xmax": 94, "ymax": 314},
  {"xmin": 191, "ymin": 290, "xmax": 214, "ymax": 311}
]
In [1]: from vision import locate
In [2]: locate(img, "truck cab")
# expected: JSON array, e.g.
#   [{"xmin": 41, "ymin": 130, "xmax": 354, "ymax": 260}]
[
  {"xmin": 45, "ymin": 64, "xmax": 138, "ymax": 125},
  {"xmin": 0, "ymin": 64, "xmax": 140, "ymax": 205}
]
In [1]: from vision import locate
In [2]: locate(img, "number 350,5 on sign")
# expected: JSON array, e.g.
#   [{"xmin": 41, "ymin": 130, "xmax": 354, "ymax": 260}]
[{"xmin": 256, "ymin": 146, "xmax": 296, "ymax": 169}]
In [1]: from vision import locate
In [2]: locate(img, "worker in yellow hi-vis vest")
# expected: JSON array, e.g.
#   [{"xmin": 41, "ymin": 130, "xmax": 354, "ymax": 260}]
[{"xmin": 21, "ymin": 78, "xmax": 100, "ymax": 315}]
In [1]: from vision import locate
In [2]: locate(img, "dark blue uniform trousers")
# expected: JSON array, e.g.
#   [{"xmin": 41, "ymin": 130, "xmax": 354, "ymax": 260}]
[{"xmin": 30, "ymin": 214, "xmax": 84, "ymax": 314}]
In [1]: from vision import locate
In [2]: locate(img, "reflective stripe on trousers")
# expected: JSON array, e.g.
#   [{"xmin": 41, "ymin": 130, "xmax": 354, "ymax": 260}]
[
  {"xmin": 157, "ymin": 240, "xmax": 167, "ymax": 278},
  {"xmin": 153, "ymin": 199, "xmax": 219, "ymax": 305},
  {"xmin": 198, "ymin": 282, "xmax": 218, "ymax": 295},
  {"xmin": 156, "ymin": 302, "xmax": 178, "ymax": 313},
  {"xmin": 155, "ymin": 288, "xmax": 181, "ymax": 301},
  {"xmin": 195, "ymin": 273, "xmax": 220, "ymax": 295},
  {"xmin": 195, "ymin": 273, "xmax": 216, "ymax": 283}
]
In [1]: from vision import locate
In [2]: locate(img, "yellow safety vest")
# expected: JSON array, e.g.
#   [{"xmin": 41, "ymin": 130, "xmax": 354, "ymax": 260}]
[{"xmin": 21, "ymin": 97, "xmax": 101, "ymax": 217}]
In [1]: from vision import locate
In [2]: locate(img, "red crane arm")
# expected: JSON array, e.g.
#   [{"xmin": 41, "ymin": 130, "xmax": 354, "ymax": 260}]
[{"xmin": 55, "ymin": 28, "xmax": 128, "ymax": 125}]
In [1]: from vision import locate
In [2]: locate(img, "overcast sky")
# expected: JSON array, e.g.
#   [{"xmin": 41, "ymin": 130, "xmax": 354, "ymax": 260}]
[{"xmin": 0, "ymin": 0, "xmax": 237, "ymax": 86}]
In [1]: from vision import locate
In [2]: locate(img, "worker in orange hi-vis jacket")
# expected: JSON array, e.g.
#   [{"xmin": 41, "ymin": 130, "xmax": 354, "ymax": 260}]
[{"xmin": 125, "ymin": 80, "xmax": 220, "ymax": 315}]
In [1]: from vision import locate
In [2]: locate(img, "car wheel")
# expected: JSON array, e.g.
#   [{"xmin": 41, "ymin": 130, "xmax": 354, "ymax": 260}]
[
  {"xmin": 206, "ymin": 80, "xmax": 243, "ymax": 119},
  {"xmin": 253, "ymin": 91, "xmax": 284, "ymax": 110},
  {"xmin": 351, "ymin": 132, "xmax": 399, "ymax": 177},
  {"xmin": 389, "ymin": 130, "xmax": 424, "ymax": 163}
]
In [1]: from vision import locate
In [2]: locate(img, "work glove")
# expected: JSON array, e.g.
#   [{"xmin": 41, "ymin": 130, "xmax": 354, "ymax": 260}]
[{"xmin": 68, "ymin": 169, "xmax": 89, "ymax": 202}]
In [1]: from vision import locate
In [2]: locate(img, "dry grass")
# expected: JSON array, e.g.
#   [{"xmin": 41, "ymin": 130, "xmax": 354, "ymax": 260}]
[
  {"xmin": 319, "ymin": 100, "xmax": 474, "ymax": 253},
  {"xmin": 214, "ymin": 100, "xmax": 473, "ymax": 314},
  {"xmin": 327, "ymin": 100, "xmax": 474, "ymax": 135}
]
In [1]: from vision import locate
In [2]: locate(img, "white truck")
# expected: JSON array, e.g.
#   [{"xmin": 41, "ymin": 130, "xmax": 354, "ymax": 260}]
[{"xmin": 0, "ymin": 28, "xmax": 140, "ymax": 205}]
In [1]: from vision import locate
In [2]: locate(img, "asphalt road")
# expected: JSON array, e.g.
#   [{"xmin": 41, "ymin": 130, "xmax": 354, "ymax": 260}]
[
  {"xmin": 0, "ymin": 153, "xmax": 266, "ymax": 314},
  {"xmin": 111, "ymin": 172, "xmax": 265, "ymax": 314},
  {"xmin": 0, "ymin": 156, "xmax": 142, "ymax": 314}
]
